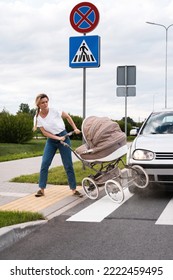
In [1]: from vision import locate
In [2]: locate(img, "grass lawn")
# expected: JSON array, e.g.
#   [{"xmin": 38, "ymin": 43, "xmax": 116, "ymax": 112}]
[
  {"xmin": 11, "ymin": 161, "xmax": 95, "ymax": 185},
  {"xmin": 0, "ymin": 210, "xmax": 44, "ymax": 228},
  {"xmin": 11, "ymin": 157, "xmax": 126, "ymax": 185},
  {"xmin": 0, "ymin": 138, "xmax": 133, "ymax": 162},
  {"xmin": 0, "ymin": 139, "xmax": 81, "ymax": 162},
  {"xmin": 0, "ymin": 139, "xmax": 46, "ymax": 161}
]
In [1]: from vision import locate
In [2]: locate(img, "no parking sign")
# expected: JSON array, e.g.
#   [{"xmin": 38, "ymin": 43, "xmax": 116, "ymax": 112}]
[{"xmin": 70, "ymin": 2, "xmax": 100, "ymax": 33}]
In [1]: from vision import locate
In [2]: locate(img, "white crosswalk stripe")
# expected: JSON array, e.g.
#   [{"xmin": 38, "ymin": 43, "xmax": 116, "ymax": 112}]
[
  {"xmin": 155, "ymin": 198, "xmax": 173, "ymax": 225},
  {"xmin": 67, "ymin": 188, "xmax": 134, "ymax": 223}
]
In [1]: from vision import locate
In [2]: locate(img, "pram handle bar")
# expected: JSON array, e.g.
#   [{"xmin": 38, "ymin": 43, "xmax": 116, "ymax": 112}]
[
  {"xmin": 64, "ymin": 131, "xmax": 75, "ymax": 138},
  {"xmin": 81, "ymin": 149, "xmax": 94, "ymax": 154},
  {"xmin": 60, "ymin": 131, "xmax": 89, "ymax": 163},
  {"xmin": 60, "ymin": 131, "xmax": 75, "ymax": 146},
  {"xmin": 60, "ymin": 130, "xmax": 81, "ymax": 146}
]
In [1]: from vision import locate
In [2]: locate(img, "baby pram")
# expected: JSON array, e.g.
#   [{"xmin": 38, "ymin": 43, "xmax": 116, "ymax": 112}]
[{"xmin": 63, "ymin": 116, "xmax": 149, "ymax": 203}]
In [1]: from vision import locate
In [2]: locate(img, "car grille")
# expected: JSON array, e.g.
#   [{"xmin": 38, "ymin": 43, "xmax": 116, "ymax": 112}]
[
  {"xmin": 155, "ymin": 152, "xmax": 173, "ymax": 160},
  {"xmin": 158, "ymin": 175, "xmax": 173, "ymax": 181},
  {"xmin": 148, "ymin": 174, "xmax": 173, "ymax": 182}
]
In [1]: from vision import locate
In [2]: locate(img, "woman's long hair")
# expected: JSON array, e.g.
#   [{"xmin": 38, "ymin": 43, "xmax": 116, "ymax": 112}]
[{"xmin": 33, "ymin": 93, "xmax": 49, "ymax": 131}]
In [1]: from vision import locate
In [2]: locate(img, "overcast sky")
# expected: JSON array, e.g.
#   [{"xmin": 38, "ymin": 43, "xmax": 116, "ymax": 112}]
[{"xmin": 1, "ymin": 0, "xmax": 173, "ymax": 122}]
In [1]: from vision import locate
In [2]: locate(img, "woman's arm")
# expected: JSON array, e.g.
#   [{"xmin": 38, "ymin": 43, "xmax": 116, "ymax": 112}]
[
  {"xmin": 39, "ymin": 127, "xmax": 65, "ymax": 141},
  {"xmin": 62, "ymin": 111, "xmax": 81, "ymax": 134}
]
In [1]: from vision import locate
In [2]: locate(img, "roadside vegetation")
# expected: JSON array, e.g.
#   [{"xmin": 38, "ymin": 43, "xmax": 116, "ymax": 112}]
[
  {"xmin": 11, "ymin": 158, "xmax": 125, "ymax": 185},
  {"xmin": 0, "ymin": 139, "xmax": 81, "ymax": 162},
  {"xmin": 0, "ymin": 211, "xmax": 44, "ymax": 228},
  {"xmin": 0, "ymin": 139, "xmax": 46, "ymax": 162}
]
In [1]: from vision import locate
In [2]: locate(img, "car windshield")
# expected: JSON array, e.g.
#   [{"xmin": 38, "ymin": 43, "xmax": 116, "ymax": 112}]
[{"xmin": 141, "ymin": 111, "xmax": 173, "ymax": 135}]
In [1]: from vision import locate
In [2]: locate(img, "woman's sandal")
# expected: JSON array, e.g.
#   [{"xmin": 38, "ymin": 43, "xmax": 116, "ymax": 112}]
[
  {"xmin": 35, "ymin": 190, "xmax": 44, "ymax": 197},
  {"xmin": 73, "ymin": 190, "xmax": 83, "ymax": 198}
]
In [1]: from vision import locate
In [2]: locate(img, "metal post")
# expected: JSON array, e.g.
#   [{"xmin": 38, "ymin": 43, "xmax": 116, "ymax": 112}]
[
  {"xmin": 83, "ymin": 33, "xmax": 86, "ymax": 121},
  {"xmin": 125, "ymin": 65, "xmax": 127, "ymax": 136},
  {"xmin": 146, "ymin": 22, "xmax": 173, "ymax": 108},
  {"xmin": 82, "ymin": 35, "xmax": 86, "ymax": 169},
  {"xmin": 165, "ymin": 28, "xmax": 168, "ymax": 108},
  {"xmin": 83, "ymin": 67, "xmax": 86, "ymax": 120}
]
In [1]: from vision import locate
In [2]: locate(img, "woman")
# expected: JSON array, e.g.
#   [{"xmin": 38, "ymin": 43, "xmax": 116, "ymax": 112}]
[{"xmin": 33, "ymin": 93, "xmax": 82, "ymax": 197}]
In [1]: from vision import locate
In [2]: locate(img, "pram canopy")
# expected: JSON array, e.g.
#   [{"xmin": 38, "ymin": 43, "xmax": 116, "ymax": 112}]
[{"xmin": 75, "ymin": 116, "xmax": 126, "ymax": 160}]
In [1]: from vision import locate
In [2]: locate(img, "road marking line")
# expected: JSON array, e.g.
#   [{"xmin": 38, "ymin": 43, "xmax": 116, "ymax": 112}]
[
  {"xmin": 155, "ymin": 198, "xmax": 173, "ymax": 225},
  {"xmin": 67, "ymin": 188, "xmax": 133, "ymax": 223}
]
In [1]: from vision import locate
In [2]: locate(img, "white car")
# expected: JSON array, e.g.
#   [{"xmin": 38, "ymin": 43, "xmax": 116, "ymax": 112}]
[{"xmin": 127, "ymin": 109, "xmax": 173, "ymax": 183}]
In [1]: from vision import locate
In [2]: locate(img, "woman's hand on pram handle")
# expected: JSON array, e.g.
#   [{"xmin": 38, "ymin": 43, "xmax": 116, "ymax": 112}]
[
  {"xmin": 58, "ymin": 136, "xmax": 66, "ymax": 142},
  {"xmin": 74, "ymin": 128, "xmax": 81, "ymax": 134},
  {"xmin": 64, "ymin": 129, "xmax": 81, "ymax": 138},
  {"xmin": 60, "ymin": 130, "xmax": 80, "ymax": 146}
]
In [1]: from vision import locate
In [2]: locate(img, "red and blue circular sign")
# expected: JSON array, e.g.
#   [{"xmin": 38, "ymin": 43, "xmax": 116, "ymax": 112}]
[{"xmin": 70, "ymin": 2, "xmax": 99, "ymax": 33}]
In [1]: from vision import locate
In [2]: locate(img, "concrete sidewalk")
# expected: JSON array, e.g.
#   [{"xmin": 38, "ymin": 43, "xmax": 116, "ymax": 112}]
[{"xmin": 0, "ymin": 154, "xmax": 85, "ymax": 251}]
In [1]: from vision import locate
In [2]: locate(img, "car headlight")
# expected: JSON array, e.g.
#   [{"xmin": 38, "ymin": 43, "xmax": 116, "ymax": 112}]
[{"xmin": 132, "ymin": 149, "xmax": 154, "ymax": 160}]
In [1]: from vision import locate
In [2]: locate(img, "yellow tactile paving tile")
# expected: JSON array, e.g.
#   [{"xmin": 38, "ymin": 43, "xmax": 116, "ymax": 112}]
[{"xmin": 0, "ymin": 185, "xmax": 81, "ymax": 213}]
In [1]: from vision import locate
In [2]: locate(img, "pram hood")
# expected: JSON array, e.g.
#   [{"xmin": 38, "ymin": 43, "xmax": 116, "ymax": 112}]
[{"xmin": 76, "ymin": 116, "xmax": 126, "ymax": 160}]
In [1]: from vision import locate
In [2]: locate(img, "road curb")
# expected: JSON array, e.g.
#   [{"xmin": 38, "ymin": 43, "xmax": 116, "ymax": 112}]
[{"xmin": 0, "ymin": 220, "xmax": 47, "ymax": 252}]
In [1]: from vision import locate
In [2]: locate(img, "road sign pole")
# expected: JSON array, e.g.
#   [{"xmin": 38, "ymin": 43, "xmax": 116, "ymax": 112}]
[
  {"xmin": 82, "ymin": 33, "xmax": 86, "ymax": 165},
  {"xmin": 82, "ymin": 65, "xmax": 86, "ymax": 170},
  {"xmin": 125, "ymin": 66, "xmax": 127, "ymax": 136},
  {"xmin": 82, "ymin": 33, "xmax": 86, "ymax": 169},
  {"xmin": 83, "ymin": 33, "xmax": 86, "ymax": 121},
  {"xmin": 83, "ymin": 67, "xmax": 86, "ymax": 120}
]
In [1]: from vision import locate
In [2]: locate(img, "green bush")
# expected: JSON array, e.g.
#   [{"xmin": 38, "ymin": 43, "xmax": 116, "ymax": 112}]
[{"xmin": 0, "ymin": 111, "xmax": 33, "ymax": 143}]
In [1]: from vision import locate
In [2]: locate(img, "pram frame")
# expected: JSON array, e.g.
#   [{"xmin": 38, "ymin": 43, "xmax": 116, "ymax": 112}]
[
  {"xmin": 81, "ymin": 157, "xmax": 149, "ymax": 202},
  {"xmin": 61, "ymin": 131, "xmax": 149, "ymax": 203}
]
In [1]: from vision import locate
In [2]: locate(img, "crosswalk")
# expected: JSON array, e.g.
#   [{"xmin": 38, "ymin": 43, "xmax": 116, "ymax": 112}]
[
  {"xmin": 155, "ymin": 198, "xmax": 173, "ymax": 225},
  {"xmin": 67, "ymin": 188, "xmax": 133, "ymax": 222},
  {"xmin": 67, "ymin": 190, "xmax": 173, "ymax": 225}
]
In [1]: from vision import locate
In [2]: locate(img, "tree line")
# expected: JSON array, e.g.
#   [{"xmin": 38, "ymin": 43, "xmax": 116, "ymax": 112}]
[{"xmin": 0, "ymin": 103, "xmax": 142, "ymax": 143}]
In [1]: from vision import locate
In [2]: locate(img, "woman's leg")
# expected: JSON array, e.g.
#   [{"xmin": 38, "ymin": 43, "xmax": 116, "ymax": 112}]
[
  {"xmin": 58, "ymin": 136, "xmax": 77, "ymax": 191},
  {"xmin": 37, "ymin": 139, "xmax": 57, "ymax": 194},
  {"xmin": 59, "ymin": 140, "xmax": 82, "ymax": 197}
]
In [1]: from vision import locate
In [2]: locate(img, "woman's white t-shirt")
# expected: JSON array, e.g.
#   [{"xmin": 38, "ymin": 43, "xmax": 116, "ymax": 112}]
[{"xmin": 36, "ymin": 108, "xmax": 65, "ymax": 134}]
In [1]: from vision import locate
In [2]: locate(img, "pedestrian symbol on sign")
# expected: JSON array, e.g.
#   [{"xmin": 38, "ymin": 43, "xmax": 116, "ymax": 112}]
[
  {"xmin": 69, "ymin": 35, "xmax": 100, "ymax": 68},
  {"xmin": 72, "ymin": 40, "xmax": 96, "ymax": 63}
]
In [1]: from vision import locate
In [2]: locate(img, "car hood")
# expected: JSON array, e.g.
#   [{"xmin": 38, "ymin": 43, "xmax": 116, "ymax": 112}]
[{"xmin": 134, "ymin": 134, "xmax": 173, "ymax": 152}]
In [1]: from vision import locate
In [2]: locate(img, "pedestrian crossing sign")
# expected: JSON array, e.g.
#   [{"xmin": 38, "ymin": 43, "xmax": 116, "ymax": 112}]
[{"xmin": 69, "ymin": 35, "xmax": 100, "ymax": 68}]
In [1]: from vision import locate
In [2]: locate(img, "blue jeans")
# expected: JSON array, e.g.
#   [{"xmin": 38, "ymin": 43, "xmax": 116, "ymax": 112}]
[{"xmin": 39, "ymin": 130, "xmax": 76, "ymax": 190}]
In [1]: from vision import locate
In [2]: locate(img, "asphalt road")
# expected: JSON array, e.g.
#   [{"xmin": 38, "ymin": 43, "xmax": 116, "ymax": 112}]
[{"xmin": 0, "ymin": 183, "xmax": 173, "ymax": 260}]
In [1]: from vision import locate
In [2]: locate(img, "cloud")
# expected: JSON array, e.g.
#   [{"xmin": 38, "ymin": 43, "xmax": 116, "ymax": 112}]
[{"xmin": 0, "ymin": 0, "xmax": 173, "ymax": 122}]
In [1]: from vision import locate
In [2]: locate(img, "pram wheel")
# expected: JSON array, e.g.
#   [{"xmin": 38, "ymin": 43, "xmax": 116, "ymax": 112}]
[
  {"xmin": 130, "ymin": 165, "xmax": 149, "ymax": 188},
  {"xmin": 82, "ymin": 177, "xmax": 99, "ymax": 200},
  {"xmin": 105, "ymin": 179, "xmax": 124, "ymax": 203}
]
